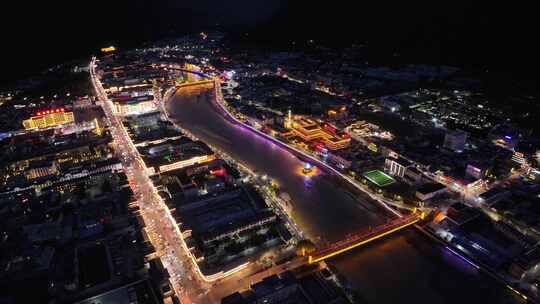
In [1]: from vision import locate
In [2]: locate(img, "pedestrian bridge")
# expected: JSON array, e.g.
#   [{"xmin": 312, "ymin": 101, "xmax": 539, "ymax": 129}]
[{"xmin": 308, "ymin": 212, "xmax": 423, "ymax": 264}]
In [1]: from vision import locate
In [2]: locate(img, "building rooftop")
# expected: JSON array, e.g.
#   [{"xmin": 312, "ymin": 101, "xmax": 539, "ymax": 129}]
[
  {"xmin": 479, "ymin": 187, "xmax": 510, "ymax": 201},
  {"xmin": 416, "ymin": 182, "xmax": 446, "ymax": 195},
  {"xmin": 221, "ymin": 270, "xmax": 348, "ymax": 304},
  {"xmin": 178, "ymin": 187, "xmax": 266, "ymax": 235},
  {"xmin": 389, "ymin": 157, "xmax": 413, "ymax": 168},
  {"xmin": 138, "ymin": 137, "xmax": 213, "ymax": 170},
  {"xmin": 75, "ymin": 279, "xmax": 159, "ymax": 304}
]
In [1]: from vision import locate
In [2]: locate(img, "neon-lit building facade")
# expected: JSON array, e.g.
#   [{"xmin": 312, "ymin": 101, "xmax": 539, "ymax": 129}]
[
  {"xmin": 112, "ymin": 97, "xmax": 156, "ymax": 116},
  {"xmin": 149, "ymin": 154, "xmax": 216, "ymax": 175},
  {"xmin": 22, "ymin": 108, "xmax": 74, "ymax": 130}
]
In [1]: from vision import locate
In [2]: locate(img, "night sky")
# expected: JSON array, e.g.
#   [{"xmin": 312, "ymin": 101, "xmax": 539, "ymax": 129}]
[{"xmin": 1, "ymin": 2, "xmax": 537, "ymax": 85}]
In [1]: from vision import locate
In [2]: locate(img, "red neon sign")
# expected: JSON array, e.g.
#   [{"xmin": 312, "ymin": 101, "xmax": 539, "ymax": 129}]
[{"xmin": 35, "ymin": 108, "xmax": 66, "ymax": 117}]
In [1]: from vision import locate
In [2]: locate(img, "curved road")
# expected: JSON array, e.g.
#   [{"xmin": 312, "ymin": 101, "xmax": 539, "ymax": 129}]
[{"xmin": 167, "ymin": 86, "xmax": 522, "ymax": 303}]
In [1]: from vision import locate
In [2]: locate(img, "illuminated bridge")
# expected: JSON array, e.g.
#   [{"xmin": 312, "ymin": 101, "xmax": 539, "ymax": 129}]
[
  {"xmin": 308, "ymin": 212, "xmax": 423, "ymax": 264},
  {"xmin": 161, "ymin": 63, "xmax": 211, "ymax": 79},
  {"xmin": 170, "ymin": 68, "xmax": 210, "ymax": 79},
  {"xmin": 168, "ymin": 64, "xmax": 215, "ymax": 90},
  {"xmin": 175, "ymin": 78, "xmax": 215, "ymax": 89}
]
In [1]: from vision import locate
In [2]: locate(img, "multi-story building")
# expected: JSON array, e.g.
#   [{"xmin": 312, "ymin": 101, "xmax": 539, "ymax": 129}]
[
  {"xmin": 385, "ymin": 157, "xmax": 425, "ymax": 184},
  {"xmin": 221, "ymin": 270, "xmax": 348, "ymax": 304},
  {"xmin": 384, "ymin": 157, "xmax": 412, "ymax": 178},
  {"xmin": 288, "ymin": 118, "xmax": 350, "ymax": 150},
  {"xmin": 466, "ymin": 163, "xmax": 489, "ymax": 179},
  {"xmin": 478, "ymin": 187, "xmax": 511, "ymax": 206},
  {"xmin": 139, "ymin": 138, "xmax": 215, "ymax": 175},
  {"xmin": 404, "ymin": 167, "xmax": 424, "ymax": 185},
  {"xmin": 292, "ymin": 118, "xmax": 323, "ymax": 141},
  {"xmin": 25, "ymin": 160, "xmax": 58, "ymax": 180},
  {"xmin": 22, "ymin": 108, "xmax": 75, "ymax": 130},
  {"xmin": 112, "ymin": 95, "xmax": 156, "ymax": 115},
  {"xmin": 511, "ymin": 151, "xmax": 527, "ymax": 166},
  {"xmin": 416, "ymin": 182, "xmax": 447, "ymax": 201}
]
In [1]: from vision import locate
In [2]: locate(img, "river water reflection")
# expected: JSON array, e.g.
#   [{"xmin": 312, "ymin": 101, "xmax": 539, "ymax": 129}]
[{"xmin": 167, "ymin": 88, "xmax": 521, "ymax": 303}]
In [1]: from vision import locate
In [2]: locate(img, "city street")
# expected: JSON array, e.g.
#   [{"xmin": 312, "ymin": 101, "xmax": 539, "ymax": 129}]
[
  {"xmin": 89, "ymin": 60, "xmax": 300, "ymax": 303},
  {"xmin": 2, "ymin": 5, "xmax": 536, "ymax": 303},
  {"xmin": 89, "ymin": 57, "xmax": 528, "ymax": 304},
  {"xmin": 90, "ymin": 59, "xmax": 208, "ymax": 303}
]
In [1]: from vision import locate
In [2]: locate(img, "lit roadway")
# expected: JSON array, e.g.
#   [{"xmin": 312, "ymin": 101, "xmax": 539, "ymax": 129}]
[
  {"xmin": 90, "ymin": 58, "xmax": 526, "ymax": 303},
  {"xmin": 90, "ymin": 58, "xmax": 210, "ymax": 303},
  {"xmin": 90, "ymin": 61, "xmax": 306, "ymax": 303}
]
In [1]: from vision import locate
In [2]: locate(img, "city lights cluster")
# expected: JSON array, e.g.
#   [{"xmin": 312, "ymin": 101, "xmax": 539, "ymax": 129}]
[{"xmin": 35, "ymin": 108, "xmax": 65, "ymax": 116}]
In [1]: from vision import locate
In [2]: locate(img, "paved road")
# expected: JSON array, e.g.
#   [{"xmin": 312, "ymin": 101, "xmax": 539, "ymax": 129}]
[{"xmin": 91, "ymin": 63, "xmax": 297, "ymax": 303}]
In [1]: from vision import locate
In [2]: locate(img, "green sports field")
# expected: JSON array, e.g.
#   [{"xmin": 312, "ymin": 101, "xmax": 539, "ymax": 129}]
[{"xmin": 363, "ymin": 170, "xmax": 396, "ymax": 187}]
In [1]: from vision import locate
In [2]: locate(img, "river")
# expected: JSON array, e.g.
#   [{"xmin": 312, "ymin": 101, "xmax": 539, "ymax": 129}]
[{"xmin": 166, "ymin": 87, "xmax": 522, "ymax": 303}]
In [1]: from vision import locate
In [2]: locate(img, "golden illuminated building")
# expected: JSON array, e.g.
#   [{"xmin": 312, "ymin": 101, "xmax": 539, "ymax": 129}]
[
  {"xmin": 157, "ymin": 154, "xmax": 215, "ymax": 174},
  {"xmin": 324, "ymin": 133, "xmax": 351, "ymax": 150},
  {"xmin": 101, "ymin": 46, "xmax": 116, "ymax": 53},
  {"xmin": 292, "ymin": 118, "xmax": 322, "ymax": 141},
  {"xmin": 287, "ymin": 118, "xmax": 350, "ymax": 150},
  {"xmin": 25, "ymin": 161, "xmax": 58, "ymax": 180},
  {"xmin": 23, "ymin": 108, "xmax": 74, "ymax": 130},
  {"xmin": 113, "ymin": 99, "xmax": 156, "ymax": 115}
]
